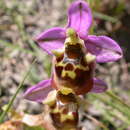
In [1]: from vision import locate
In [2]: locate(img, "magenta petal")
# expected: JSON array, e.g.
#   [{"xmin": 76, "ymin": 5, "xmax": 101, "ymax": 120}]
[
  {"xmin": 85, "ymin": 35, "xmax": 123, "ymax": 63},
  {"xmin": 36, "ymin": 27, "xmax": 66, "ymax": 55},
  {"xmin": 67, "ymin": 0, "xmax": 92, "ymax": 37},
  {"xmin": 90, "ymin": 78, "xmax": 108, "ymax": 93},
  {"xmin": 24, "ymin": 79, "xmax": 53, "ymax": 102}
]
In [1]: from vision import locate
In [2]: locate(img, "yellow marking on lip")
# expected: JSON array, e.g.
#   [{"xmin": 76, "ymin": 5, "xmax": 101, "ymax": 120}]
[
  {"xmin": 60, "ymin": 113, "xmax": 74, "ymax": 122},
  {"xmin": 42, "ymin": 90, "xmax": 57, "ymax": 106},
  {"xmin": 75, "ymin": 64, "xmax": 89, "ymax": 71},
  {"xmin": 61, "ymin": 69, "xmax": 76, "ymax": 79},
  {"xmin": 52, "ymin": 107, "xmax": 59, "ymax": 113},
  {"xmin": 56, "ymin": 60, "xmax": 89, "ymax": 71},
  {"xmin": 56, "ymin": 61, "xmax": 66, "ymax": 67},
  {"xmin": 85, "ymin": 53, "xmax": 96, "ymax": 64},
  {"xmin": 57, "ymin": 61, "xmax": 89, "ymax": 71},
  {"xmin": 59, "ymin": 87, "xmax": 74, "ymax": 95},
  {"xmin": 52, "ymin": 48, "xmax": 64, "ymax": 57}
]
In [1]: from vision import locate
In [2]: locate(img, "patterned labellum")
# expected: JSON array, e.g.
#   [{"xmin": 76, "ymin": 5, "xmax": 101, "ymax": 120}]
[{"xmin": 52, "ymin": 29, "xmax": 96, "ymax": 95}]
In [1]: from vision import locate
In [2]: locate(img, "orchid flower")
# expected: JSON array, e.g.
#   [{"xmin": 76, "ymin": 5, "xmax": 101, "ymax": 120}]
[{"xmin": 24, "ymin": 0, "xmax": 122, "ymax": 102}]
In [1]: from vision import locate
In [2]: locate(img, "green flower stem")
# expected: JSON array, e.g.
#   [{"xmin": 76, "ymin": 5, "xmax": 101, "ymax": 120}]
[{"xmin": 0, "ymin": 59, "xmax": 36, "ymax": 123}]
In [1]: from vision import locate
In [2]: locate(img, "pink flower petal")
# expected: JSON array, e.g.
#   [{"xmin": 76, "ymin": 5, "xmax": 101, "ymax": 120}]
[
  {"xmin": 85, "ymin": 35, "xmax": 123, "ymax": 63},
  {"xmin": 67, "ymin": 0, "xmax": 92, "ymax": 38},
  {"xmin": 24, "ymin": 79, "xmax": 53, "ymax": 102},
  {"xmin": 90, "ymin": 78, "xmax": 107, "ymax": 93},
  {"xmin": 36, "ymin": 27, "xmax": 66, "ymax": 55}
]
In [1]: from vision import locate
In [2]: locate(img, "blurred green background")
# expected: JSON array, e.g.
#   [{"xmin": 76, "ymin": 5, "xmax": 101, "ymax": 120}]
[{"xmin": 0, "ymin": 0, "xmax": 130, "ymax": 129}]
